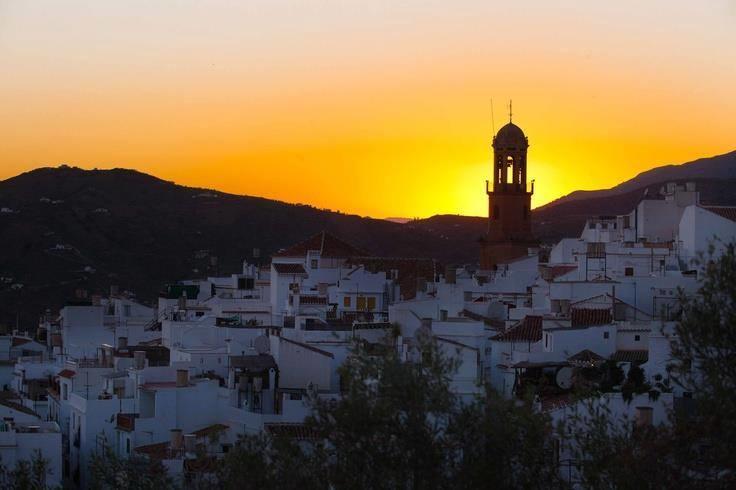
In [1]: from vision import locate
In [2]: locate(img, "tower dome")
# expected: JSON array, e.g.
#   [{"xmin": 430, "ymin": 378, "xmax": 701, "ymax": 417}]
[{"xmin": 493, "ymin": 122, "xmax": 528, "ymax": 149}]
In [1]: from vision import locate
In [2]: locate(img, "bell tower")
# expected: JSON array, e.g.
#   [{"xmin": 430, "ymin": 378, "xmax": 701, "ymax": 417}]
[{"xmin": 480, "ymin": 109, "xmax": 537, "ymax": 269}]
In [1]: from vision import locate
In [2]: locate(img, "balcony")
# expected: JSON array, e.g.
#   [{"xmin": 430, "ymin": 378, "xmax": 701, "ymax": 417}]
[{"xmin": 115, "ymin": 413, "xmax": 138, "ymax": 432}]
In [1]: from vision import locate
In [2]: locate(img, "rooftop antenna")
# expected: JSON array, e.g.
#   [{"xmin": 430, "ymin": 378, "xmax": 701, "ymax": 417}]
[
  {"xmin": 490, "ymin": 99, "xmax": 496, "ymax": 136},
  {"xmin": 509, "ymin": 99, "xmax": 513, "ymax": 123}
]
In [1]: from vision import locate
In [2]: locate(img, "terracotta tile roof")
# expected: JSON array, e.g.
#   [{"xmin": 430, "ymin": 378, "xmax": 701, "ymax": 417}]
[
  {"xmin": 568, "ymin": 349, "xmax": 606, "ymax": 366},
  {"xmin": 272, "ymin": 263, "xmax": 307, "ymax": 275},
  {"xmin": 703, "ymin": 206, "xmax": 736, "ymax": 223},
  {"xmin": 11, "ymin": 338, "xmax": 32, "ymax": 348},
  {"xmin": 570, "ymin": 308, "xmax": 612, "ymax": 327},
  {"xmin": 265, "ymin": 423, "xmax": 320, "ymax": 440},
  {"xmin": 134, "ymin": 441, "xmax": 170, "ymax": 458},
  {"xmin": 191, "ymin": 423, "xmax": 229, "ymax": 438},
  {"xmin": 611, "ymin": 350, "xmax": 649, "ymax": 362},
  {"xmin": 273, "ymin": 231, "xmax": 369, "ymax": 258},
  {"xmin": 57, "ymin": 369, "xmax": 76, "ymax": 379},
  {"xmin": 0, "ymin": 398, "xmax": 41, "ymax": 417},
  {"xmin": 491, "ymin": 316, "xmax": 543, "ymax": 343}
]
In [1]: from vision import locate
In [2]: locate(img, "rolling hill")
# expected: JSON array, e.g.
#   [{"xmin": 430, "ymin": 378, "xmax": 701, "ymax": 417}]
[{"xmin": 1, "ymin": 149, "xmax": 735, "ymax": 329}]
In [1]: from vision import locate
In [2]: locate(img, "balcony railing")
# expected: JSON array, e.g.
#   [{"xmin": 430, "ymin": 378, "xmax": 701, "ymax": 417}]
[{"xmin": 486, "ymin": 180, "xmax": 534, "ymax": 194}]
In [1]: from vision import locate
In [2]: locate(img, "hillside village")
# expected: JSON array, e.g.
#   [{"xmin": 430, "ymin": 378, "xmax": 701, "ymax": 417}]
[{"xmin": 3, "ymin": 123, "xmax": 736, "ymax": 487}]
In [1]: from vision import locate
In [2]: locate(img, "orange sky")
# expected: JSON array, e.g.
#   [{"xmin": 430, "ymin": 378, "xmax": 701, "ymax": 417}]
[{"xmin": 1, "ymin": 1, "xmax": 734, "ymax": 218}]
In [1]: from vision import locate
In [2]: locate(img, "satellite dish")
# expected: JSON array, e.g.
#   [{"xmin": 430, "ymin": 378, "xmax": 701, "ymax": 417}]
[
  {"xmin": 254, "ymin": 335, "xmax": 270, "ymax": 355},
  {"xmin": 555, "ymin": 367, "xmax": 574, "ymax": 390}
]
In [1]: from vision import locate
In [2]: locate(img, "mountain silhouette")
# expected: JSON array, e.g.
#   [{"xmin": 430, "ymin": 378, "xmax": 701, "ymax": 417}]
[{"xmin": 1, "ymin": 150, "xmax": 735, "ymax": 329}]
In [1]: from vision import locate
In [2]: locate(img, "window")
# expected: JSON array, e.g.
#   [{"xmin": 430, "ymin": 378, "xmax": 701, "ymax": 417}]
[
  {"xmin": 126, "ymin": 438, "xmax": 130, "ymax": 454},
  {"xmin": 343, "ymin": 296, "xmax": 351, "ymax": 308},
  {"xmin": 237, "ymin": 277, "xmax": 254, "ymax": 290},
  {"xmin": 310, "ymin": 259, "xmax": 318, "ymax": 269},
  {"xmin": 588, "ymin": 222, "xmax": 596, "ymax": 229},
  {"xmin": 601, "ymin": 223, "xmax": 608, "ymax": 230},
  {"xmin": 634, "ymin": 335, "xmax": 641, "ymax": 341},
  {"xmin": 367, "ymin": 297, "xmax": 376, "ymax": 311},
  {"xmin": 356, "ymin": 297, "xmax": 367, "ymax": 311},
  {"xmin": 603, "ymin": 331, "xmax": 609, "ymax": 339},
  {"xmin": 544, "ymin": 334, "xmax": 549, "ymax": 349},
  {"xmin": 625, "ymin": 267, "xmax": 634, "ymax": 276},
  {"xmin": 506, "ymin": 156, "xmax": 514, "ymax": 183}
]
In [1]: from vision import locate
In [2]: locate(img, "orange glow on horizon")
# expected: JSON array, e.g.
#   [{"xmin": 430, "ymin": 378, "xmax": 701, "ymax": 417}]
[{"xmin": 1, "ymin": 1, "xmax": 734, "ymax": 219}]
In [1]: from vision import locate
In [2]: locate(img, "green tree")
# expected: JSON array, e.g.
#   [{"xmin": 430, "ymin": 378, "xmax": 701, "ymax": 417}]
[
  {"xmin": 0, "ymin": 451, "xmax": 56, "ymax": 490},
  {"xmin": 88, "ymin": 447, "xmax": 175, "ymax": 490},
  {"xmin": 667, "ymin": 242, "xmax": 736, "ymax": 482},
  {"xmin": 220, "ymin": 335, "xmax": 562, "ymax": 489},
  {"xmin": 560, "ymin": 398, "xmax": 694, "ymax": 489},
  {"xmin": 307, "ymin": 337, "xmax": 459, "ymax": 490},
  {"xmin": 560, "ymin": 242, "xmax": 736, "ymax": 488},
  {"xmin": 217, "ymin": 433, "xmax": 322, "ymax": 490},
  {"xmin": 448, "ymin": 388, "xmax": 561, "ymax": 490}
]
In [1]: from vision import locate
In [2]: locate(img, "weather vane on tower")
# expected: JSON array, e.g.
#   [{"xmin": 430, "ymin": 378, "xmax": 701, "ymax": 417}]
[{"xmin": 509, "ymin": 99, "xmax": 513, "ymax": 123}]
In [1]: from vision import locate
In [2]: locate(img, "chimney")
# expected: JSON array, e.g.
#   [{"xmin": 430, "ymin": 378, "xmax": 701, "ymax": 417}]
[
  {"xmin": 184, "ymin": 434, "xmax": 196, "ymax": 454},
  {"xmin": 170, "ymin": 429, "xmax": 183, "ymax": 451},
  {"xmin": 133, "ymin": 351, "xmax": 146, "ymax": 370},
  {"xmin": 118, "ymin": 337, "xmax": 128, "ymax": 350},
  {"xmin": 444, "ymin": 265, "xmax": 456, "ymax": 285},
  {"xmin": 176, "ymin": 369, "xmax": 189, "ymax": 388}
]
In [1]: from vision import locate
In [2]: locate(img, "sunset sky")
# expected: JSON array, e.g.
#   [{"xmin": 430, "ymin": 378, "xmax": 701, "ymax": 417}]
[{"xmin": 1, "ymin": 1, "xmax": 734, "ymax": 218}]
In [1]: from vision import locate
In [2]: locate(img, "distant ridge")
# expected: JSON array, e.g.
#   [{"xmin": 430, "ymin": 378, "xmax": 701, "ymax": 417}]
[
  {"xmin": 538, "ymin": 150, "xmax": 736, "ymax": 210},
  {"xmin": 1, "ymin": 150, "xmax": 735, "ymax": 329}
]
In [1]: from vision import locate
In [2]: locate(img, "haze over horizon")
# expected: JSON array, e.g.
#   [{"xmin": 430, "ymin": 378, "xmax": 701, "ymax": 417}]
[{"xmin": 1, "ymin": 1, "xmax": 735, "ymax": 218}]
